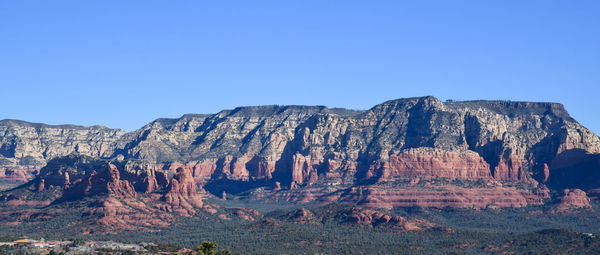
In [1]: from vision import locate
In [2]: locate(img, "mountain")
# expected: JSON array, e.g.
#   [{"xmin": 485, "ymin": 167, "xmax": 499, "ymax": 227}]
[
  {"xmin": 0, "ymin": 119, "xmax": 126, "ymax": 183},
  {"xmin": 1, "ymin": 96, "xmax": 600, "ymax": 232}
]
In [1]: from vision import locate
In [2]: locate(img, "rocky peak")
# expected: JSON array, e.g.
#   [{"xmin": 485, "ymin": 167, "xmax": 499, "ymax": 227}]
[{"xmin": 162, "ymin": 167, "xmax": 204, "ymax": 216}]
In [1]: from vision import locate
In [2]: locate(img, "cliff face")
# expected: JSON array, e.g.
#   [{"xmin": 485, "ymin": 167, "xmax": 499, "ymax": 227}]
[
  {"xmin": 1, "ymin": 96, "xmax": 599, "ymax": 211},
  {"xmin": 112, "ymin": 96, "xmax": 600, "ymax": 191},
  {"xmin": 0, "ymin": 155, "xmax": 205, "ymax": 230},
  {"xmin": 0, "ymin": 120, "xmax": 126, "ymax": 184}
]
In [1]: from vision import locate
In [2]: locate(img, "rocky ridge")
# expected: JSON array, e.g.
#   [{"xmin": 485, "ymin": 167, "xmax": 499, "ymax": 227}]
[
  {"xmin": 2, "ymin": 96, "xmax": 600, "ymax": 212},
  {"xmin": 0, "ymin": 119, "xmax": 126, "ymax": 185}
]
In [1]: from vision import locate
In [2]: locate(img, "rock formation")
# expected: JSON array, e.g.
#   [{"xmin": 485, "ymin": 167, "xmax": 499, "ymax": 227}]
[
  {"xmin": 0, "ymin": 155, "xmax": 205, "ymax": 230},
  {"xmin": 285, "ymin": 208, "xmax": 318, "ymax": 224},
  {"xmin": 1, "ymin": 96, "xmax": 600, "ymax": 228},
  {"xmin": 283, "ymin": 206, "xmax": 434, "ymax": 231},
  {"xmin": 0, "ymin": 119, "xmax": 126, "ymax": 186},
  {"xmin": 337, "ymin": 207, "xmax": 408, "ymax": 228},
  {"xmin": 161, "ymin": 167, "xmax": 204, "ymax": 216},
  {"xmin": 552, "ymin": 189, "xmax": 592, "ymax": 213},
  {"xmin": 331, "ymin": 185, "xmax": 549, "ymax": 209}
]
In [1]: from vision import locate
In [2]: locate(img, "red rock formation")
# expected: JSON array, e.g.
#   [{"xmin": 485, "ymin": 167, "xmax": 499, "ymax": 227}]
[
  {"xmin": 85, "ymin": 196, "xmax": 173, "ymax": 232},
  {"xmin": 403, "ymin": 218, "xmax": 436, "ymax": 231},
  {"xmin": 228, "ymin": 207, "xmax": 261, "ymax": 221},
  {"xmin": 0, "ymin": 167, "xmax": 37, "ymax": 183},
  {"xmin": 63, "ymin": 164, "xmax": 136, "ymax": 200},
  {"xmin": 286, "ymin": 208, "xmax": 318, "ymax": 224},
  {"xmin": 368, "ymin": 149, "xmax": 492, "ymax": 181},
  {"xmin": 553, "ymin": 189, "xmax": 591, "ymax": 212},
  {"xmin": 161, "ymin": 156, "xmax": 277, "ymax": 185},
  {"xmin": 291, "ymin": 153, "xmax": 322, "ymax": 185},
  {"xmin": 3, "ymin": 97, "xmax": 600, "ymax": 233},
  {"xmin": 192, "ymin": 158, "xmax": 219, "ymax": 182},
  {"xmin": 258, "ymin": 187, "xmax": 333, "ymax": 204},
  {"xmin": 37, "ymin": 179, "xmax": 45, "ymax": 192},
  {"xmin": 339, "ymin": 207, "xmax": 407, "ymax": 228},
  {"xmin": 329, "ymin": 185, "xmax": 547, "ymax": 209},
  {"xmin": 493, "ymin": 153, "xmax": 527, "ymax": 182},
  {"xmin": 197, "ymin": 155, "xmax": 254, "ymax": 180},
  {"xmin": 273, "ymin": 181, "xmax": 281, "ymax": 191},
  {"xmin": 231, "ymin": 155, "xmax": 252, "ymax": 179},
  {"xmin": 542, "ymin": 163, "xmax": 550, "ymax": 183},
  {"xmin": 104, "ymin": 165, "xmax": 137, "ymax": 198},
  {"xmin": 122, "ymin": 163, "xmax": 163, "ymax": 193},
  {"xmin": 246, "ymin": 156, "xmax": 277, "ymax": 179},
  {"xmin": 162, "ymin": 167, "xmax": 204, "ymax": 216}
]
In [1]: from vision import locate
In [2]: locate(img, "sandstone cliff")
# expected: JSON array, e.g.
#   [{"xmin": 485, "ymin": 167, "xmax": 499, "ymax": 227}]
[
  {"xmin": 112, "ymin": 96, "xmax": 600, "ymax": 195},
  {"xmin": 0, "ymin": 155, "xmax": 205, "ymax": 231},
  {"xmin": 2, "ymin": 96, "xmax": 600, "ymax": 211},
  {"xmin": 0, "ymin": 120, "xmax": 126, "ymax": 184}
]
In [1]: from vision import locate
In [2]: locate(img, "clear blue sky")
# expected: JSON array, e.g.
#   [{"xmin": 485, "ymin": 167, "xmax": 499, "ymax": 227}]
[{"xmin": 1, "ymin": 1, "xmax": 599, "ymax": 133}]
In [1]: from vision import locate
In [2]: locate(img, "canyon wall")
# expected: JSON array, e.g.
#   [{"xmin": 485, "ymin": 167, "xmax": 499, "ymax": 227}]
[{"xmin": 2, "ymin": 96, "xmax": 600, "ymax": 207}]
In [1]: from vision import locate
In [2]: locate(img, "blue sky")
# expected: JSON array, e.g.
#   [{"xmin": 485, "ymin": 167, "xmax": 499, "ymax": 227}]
[{"xmin": 1, "ymin": 1, "xmax": 599, "ymax": 133}]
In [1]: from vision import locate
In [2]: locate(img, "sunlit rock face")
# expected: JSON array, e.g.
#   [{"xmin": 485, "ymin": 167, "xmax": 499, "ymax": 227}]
[
  {"xmin": 0, "ymin": 119, "xmax": 126, "ymax": 185},
  {"xmin": 114, "ymin": 96, "xmax": 600, "ymax": 192},
  {"xmin": 2, "ymin": 96, "xmax": 600, "ymax": 212},
  {"xmin": 0, "ymin": 155, "xmax": 206, "ymax": 231}
]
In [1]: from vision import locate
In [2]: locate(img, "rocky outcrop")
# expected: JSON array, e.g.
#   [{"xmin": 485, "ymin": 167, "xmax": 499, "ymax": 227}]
[
  {"xmin": 337, "ymin": 207, "xmax": 407, "ymax": 228},
  {"xmin": 553, "ymin": 189, "xmax": 591, "ymax": 213},
  {"xmin": 161, "ymin": 167, "xmax": 204, "ymax": 216},
  {"xmin": 62, "ymin": 163, "xmax": 137, "ymax": 200},
  {"xmin": 227, "ymin": 207, "xmax": 261, "ymax": 221},
  {"xmin": 279, "ymin": 206, "xmax": 433, "ymax": 231},
  {"xmin": 285, "ymin": 208, "xmax": 318, "ymax": 224},
  {"xmin": 85, "ymin": 196, "xmax": 173, "ymax": 232}
]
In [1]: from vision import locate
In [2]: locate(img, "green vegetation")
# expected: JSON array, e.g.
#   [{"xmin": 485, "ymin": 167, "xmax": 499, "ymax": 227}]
[
  {"xmin": 1, "ymin": 199, "xmax": 600, "ymax": 254},
  {"xmin": 398, "ymin": 200, "xmax": 600, "ymax": 234},
  {"xmin": 197, "ymin": 241, "xmax": 230, "ymax": 255}
]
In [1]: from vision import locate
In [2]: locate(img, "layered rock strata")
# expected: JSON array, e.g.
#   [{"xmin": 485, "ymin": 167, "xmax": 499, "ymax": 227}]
[
  {"xmin": 0, "ymin": 155, "xmax": 205, "ymax": 230},
  {"xmin": 1, "ymin": 96, "xmax": 600, "ymax": 211},
  {"xmin": 552, "ymin": 189, "xmax": 592, "ymax": 213}
]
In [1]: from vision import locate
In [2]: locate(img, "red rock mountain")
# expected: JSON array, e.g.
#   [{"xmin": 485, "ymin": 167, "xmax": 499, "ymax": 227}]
[{"xmin": 1, "ymin": 96, "xmax": 599, "ymax": 228}]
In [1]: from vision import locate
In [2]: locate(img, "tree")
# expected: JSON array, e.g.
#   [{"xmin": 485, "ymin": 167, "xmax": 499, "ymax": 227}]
[
  {"xmin": 197, "ymin": 241, "xmax": 218, "ymax": 255},
  {"xmin": 196, "ymin": 241, "xmax": 231, "ymax": 255},
  {"xmin": 219, "ymin": 247, "xmax": 231, "ymax": 255}
]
